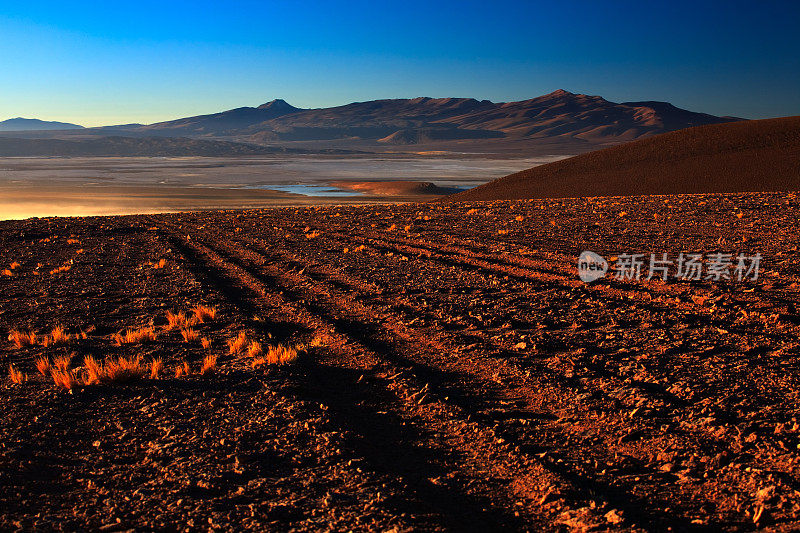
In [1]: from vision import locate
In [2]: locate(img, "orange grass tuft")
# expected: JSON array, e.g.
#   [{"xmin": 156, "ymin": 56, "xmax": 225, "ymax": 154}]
[
  {"xmin": 181, "ymin": 328, "xmax": 199, "ymax": 343},
  {"xmin": 35, "ymin": 357, "xmax": 51, "ymax": 376},
  {"xmin": 41, "ymin": 325, "xmax": 71, "ymax": 347},
  {"xmin": 227, "ymin": 331, "xmax": 248, "ymax": 354},
  {"xmin": 103, "ymin": 355, "xmax": 145, "ymax": 383},
  {"xmin": 83, "ymin": 355, "xmax": 104, "ymax": 385},
  {"xmin": 150, "ymin": 358, "xmax": 164, "ymax": 379},
  {"xmin": 49, "ymin": 264, "xmax": 72, "ymax": 275},
  {"xmin": 200, "ymin": 354, "xmax": 218, "ymax": 375},
  {"xmin": 247, "ymin": 341, "xmax": 263, "ymax": 358},
  {"xmin": 165, "ymin": 311, "xmax": 197, "ymax": 330},
  {"xmin": 9, "ymin": 262, "xmax": 20, "ymax": 270},
  {"xmin": 67, "ymin": 238, "xmax": 80, "ymax": 245},
  {"xmin": 192, "ymin": 305, "xmax": 217, "ymax": 323},
  {"xmin": 250, "ymin": 356, "xmax": 267, "ymax": 368},
  {"xmin": 8, "ymin": 330, "xmax": 36, "ymax": 349},
  {"xmin": 113, "ymin": 327, "xmax": 156, "ymax": 346},
  {"xmin": 51, "ymin": 368, "xmax": 77, "ymax": 390},
  {"xmin": 2, "ymin": 269, "xmax": 12, "ymax": 276},
  {"xmin": 201, "ymin": 337, "xmax": 211, "ymax": 349},
  {"xmin": 174, "ymin": 360, "xmax": 191, "ymax": 378},
  {"xmin": 8, "ymin": 364, "xmax": 26, "ymax": 385},
  {"xmin": 53, "ymin": 354, "xmax": 72, "ymax": 372},
  {"xmin": 266, "ymin": 344, "xmax": 300, "ymax": 365}
]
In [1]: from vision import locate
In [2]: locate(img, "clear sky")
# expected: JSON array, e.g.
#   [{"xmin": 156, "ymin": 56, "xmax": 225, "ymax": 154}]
[{"xmin": 1, "ymin": 0, "xmax": 798, "ymax": 127}]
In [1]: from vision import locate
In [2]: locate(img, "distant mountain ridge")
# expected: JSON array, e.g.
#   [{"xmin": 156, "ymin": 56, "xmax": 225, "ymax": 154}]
[
  {"xmin": 130, "ymin": 90, "xmax": 742, "ymax": 145},
  {"xmin": 0, "ymin": 117, "xmax": 84, "ymax": 131}
]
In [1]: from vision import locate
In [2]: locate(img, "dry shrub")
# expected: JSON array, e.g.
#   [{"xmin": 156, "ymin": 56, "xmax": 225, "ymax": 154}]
[
  {"xmin": 192, "ymin": 305, "xmax": 217, "ymax": 323},
  {"xmin": 150, "ymin": 358, "xmax": 164, "ymax": 379},
  {"xmin": 51, "ymin": 369, "xmax": 77, "ymax": 390},
  {"xmin": 8, "ymin": 330, "xmax": 36, "ymax": 349},
  {"xmin": 35, "ymin": 357, "xmax": 51, "ymax": 376},
  {"xmin": 227, "ymin": 332, "xmax": 248, "ymax": 354},
  {"xmin": 174, "ymin": 360, "xmax": 191, "ymax": 378},
  {"xmin": 113, "ymin": 327, "xmax": 156, "ymax": 346},
  {"xmin": 200, "ymin": 337, "xmax": 211, "ymax": 349},
  {"xmin": 181, "ymin": 328, "xmax": 199, "ymax": 343},
  {"xmin": 9, "ymin": 262, "xmax": 20, "ymax": 270},
  {"xmin": 305, "ymin": 230, "xmax": 321, "ymax": 239},
  {"xmin": 247, "ymin": 341, "xmax": 263, "ymax": 358},
  {"xmin": 200, "ymin": 354, "xmax": 217, "ymax": 375},
  {"xmin": 1, "ymin": 269, "xmax": 12, "ymax": 276},
  {"xmin": 67, "ymin": 238, "xmax": 80, "ymax": 245},
  {"xmin": 8, "ymin": 364, "xmax": 26, "ymax": 385}
]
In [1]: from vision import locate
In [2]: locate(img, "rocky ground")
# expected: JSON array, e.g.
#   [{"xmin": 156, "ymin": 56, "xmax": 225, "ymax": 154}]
[{"xmin": 2, "ymin": 191, "xmax": 800, "ymax": 531}]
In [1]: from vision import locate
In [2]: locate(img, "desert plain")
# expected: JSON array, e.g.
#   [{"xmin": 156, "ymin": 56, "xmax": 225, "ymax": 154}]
[{"xmin": 2, "ymin": 191, "xmax": 800, "ymax": 531}]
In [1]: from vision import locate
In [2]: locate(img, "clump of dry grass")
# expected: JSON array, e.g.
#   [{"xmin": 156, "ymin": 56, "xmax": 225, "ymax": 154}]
[
  {"xmin": 174, "ymin": 360, "xmax": 191, "ymax": 378},
  {"xmin": 112, "ymin": 327, "xmax": 156, "ymax": 346},
  {"xmin": 83, "ymin": 356, "xmax": 104, "ymax": 385},
  {"xmin": 49, "ymin": 264, "xmax": 72, "ymax": 275},
  {"xmin": 181, "ymin": 328, "xmax": 199, "ymax": 343},
  {"xmin": 8, "ymin": 364, "xmax": 26, "ymax": 385},
  {"xmin": 200, "ymin": 354, "xmax": 217, "ymax": 375},
  {"xmin": 201, "ymin": 337, "xmax": 211, "ymax": 349},
  {"xmin": 41, "ymin": 325, "xmax": 71, "ymax": 347},
  {"xmin": 150, "ymin": 358, "xmax": 164, "ymax": 379},
  {"xmin": 8, "ymin": 330, "xmax": 36, "ymax": 349},
  {"xmin": 53, "ymin": 354, "xmax": 72, "ymax": 372},
  {"xmin": 247, "ymin": 340, "xmax": 263, "ymax": 358},
  {"xmin": 165, "ymin": 311, "xmax": 197, "ymax": 331},
  {"xmin": 67, "ymin": 238, "xmax": 80, "ymax": 245},
  {"xmin": 227, "ymin": 331, "xmax": 248, "ymax": 354},
  {"xmin": 104, "ymin": 355, "xmax": 145, "ymax": 383},
  {"xmin": 267, "ymin": 345, "xmax": 300, "ymax": 365},
  {"xmin": 2, "ymin": 269, "xmax": 12, "ymax": 276},
  {"xmin": 82, "ymin": 355, "xmax": 146, "ymax": 384},
  {"xmin": 35, "ymin": 357, "xmax": 51, "ymax": 376},
  {"xmin": 305, "ymin": 230, "xmax": 321, "ymax": 239},
  {"xmin": 9, "ymin": 262, "xmax": 20, "ymax": 270},
  {"xmin": 152, "ymin": 258, "xmax": 167, "ymax": 269},
  {"xmin": 51, "ymin": 369, "xmax": 77, "ymax": 390},
  {"xmin": 252, "ymin": 344, "xmax": 301, "ymax": 367},
  {"xmin": 192, "ymin": 305, "xmax": 217, "ymax": 323}
]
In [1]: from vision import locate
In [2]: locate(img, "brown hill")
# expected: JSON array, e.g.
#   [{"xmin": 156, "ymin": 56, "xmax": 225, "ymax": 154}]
[{"xmin": 440, "ymin": 116, "xmax": 800, "ymax": 201}]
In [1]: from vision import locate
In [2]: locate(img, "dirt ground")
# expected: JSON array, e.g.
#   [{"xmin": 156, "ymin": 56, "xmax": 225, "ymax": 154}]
[{"xmin": 2, "ymin": 192, "xmax": 800, "ymax": 531}]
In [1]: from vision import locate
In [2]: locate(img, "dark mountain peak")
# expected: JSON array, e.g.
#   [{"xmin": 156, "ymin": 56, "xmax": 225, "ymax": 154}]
[
  {"xmin": 257, "ymin": 99, "xmax": 298, "ymax": 112},
  {"xmin": 543, "ymin": 89, "xmax": 574, "ymax": 98}
]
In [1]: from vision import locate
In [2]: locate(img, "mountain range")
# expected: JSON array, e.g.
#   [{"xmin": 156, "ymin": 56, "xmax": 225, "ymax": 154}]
[
  {"xmin": 134, "ymin": 90, "xmax": 740, "ymax": 145},
  {"xmin": 0, "ymin": 90, "xmax": 744, "ymax": 156},
  {"xmin": 0, "ymin": 117, "xmax": 84, "ymax": 131}
]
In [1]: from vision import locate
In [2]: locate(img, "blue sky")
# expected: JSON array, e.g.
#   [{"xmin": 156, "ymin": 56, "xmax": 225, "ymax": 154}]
[{"xmin": 1, "ymin": 0, "xmax": 798, "ymax": 126}]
